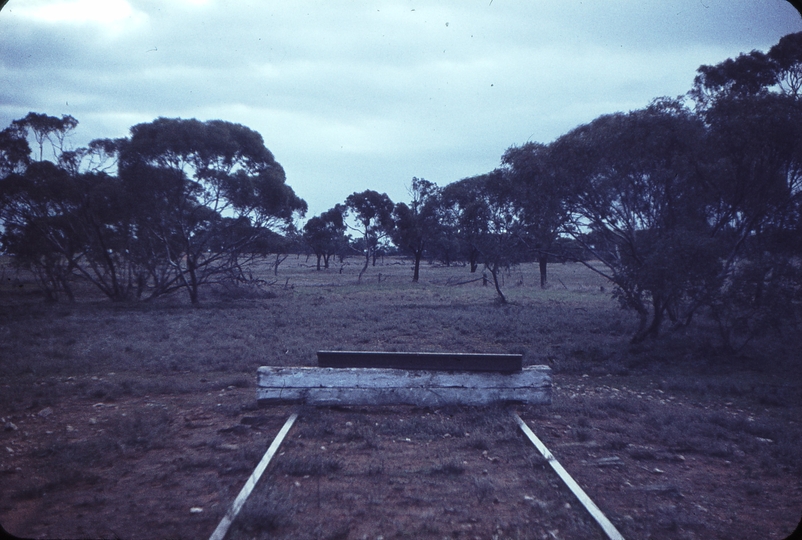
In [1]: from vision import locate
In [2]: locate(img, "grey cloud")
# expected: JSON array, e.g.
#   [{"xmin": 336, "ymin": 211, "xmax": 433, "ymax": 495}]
[{"xmin": 1, "ymin": 0, "xmax": 800, "ymax": 216}]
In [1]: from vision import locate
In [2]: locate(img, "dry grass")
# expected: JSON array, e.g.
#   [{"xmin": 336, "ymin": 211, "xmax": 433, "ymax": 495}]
[{"xmin": 0, "ymin": 256, "xmax": 800, "ymax": 539}]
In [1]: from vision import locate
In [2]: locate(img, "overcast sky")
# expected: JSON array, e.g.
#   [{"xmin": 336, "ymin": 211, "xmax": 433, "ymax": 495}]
[{"xmin": 1, "ymin": 1, "xmax": 800, "ymax": 217}]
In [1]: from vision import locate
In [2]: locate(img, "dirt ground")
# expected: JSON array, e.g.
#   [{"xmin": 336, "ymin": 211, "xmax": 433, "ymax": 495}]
[
  {"xmin": 1, "ymin": 374, "xmax": 800, "ymax": 539},
  {"xmin": 1, "ymin": 259, "xmax": 801, "ymax": 539}
]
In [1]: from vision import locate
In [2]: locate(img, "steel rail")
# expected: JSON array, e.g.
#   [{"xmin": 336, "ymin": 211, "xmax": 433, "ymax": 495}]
[
  {"xmin": 514, "ymin": 412, "xmax": 625, "ymax": 540},
  {"xmin": 209, "ymin": 412, "xmax": 298, "ymax": 540}
]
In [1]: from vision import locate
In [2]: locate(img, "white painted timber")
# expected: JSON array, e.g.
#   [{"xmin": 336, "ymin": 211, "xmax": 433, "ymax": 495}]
[
  {"xmin": 209, "ymin": 413, "xmax": 298, "ymax": 540},
  {"xmin": 256, "ymin": 366, "xmax": 551, "ymax": 406},
  {"xmin": 514, "ymin": 413, "xmax": 625, "ymax": 540}
]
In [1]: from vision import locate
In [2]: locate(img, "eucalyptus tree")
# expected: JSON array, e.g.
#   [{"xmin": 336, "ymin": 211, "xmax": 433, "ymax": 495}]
[
  {"xmin": 343, "ymin": 190, "xmax": 394, "ymax": 281},
  {"xmin": 0, "ymin": 115, "xmax": 306, "ymax": 303},
  {"xmin": 439, "ymin": 177, "xmax": 488, "ymax": 273},
  {"xmin": 0, "ymin": 126, "xmax": 30, "ymax": 178},
  {"xmin": 303, "ymin": 205, "xmax": 347, "ymax": 270},
  {"xmin": 119, "ymin": 117, "xmax": 307, "ymax": 304},
  {"xmin": 690, "ymin": 33, "xmax": 802, "ymax": 348},
  {"xmin": 475, "ymin": 170, "xmax": 530, "ymax": 303},
  {"xmin": 552, "ymin": 99, "xmax": 718, "ymax": 342},
  {"xmin": 0, "ymin": 115, "xmax": 130, "ymax": 301},
  {"xmin": 391, "ymin": 177, "xmax": 440, "ymax": 282},
  {"xmin": 2, "ymin": 125, "xmax": 158, "ymax": 302},
  {"xmin": 425, "ymin": 190, "xmax": 463, "ymax": 268},
  {"xmin": 500, "ymin": 142, "xmax": 570, "ymax": 288},
  {"xmin": 441, "ymin": 171, "xmax": 528, "ymax": 303},
  {"xmin": 10, "ymin": 112, "xmax": 78, "ymax": 163},
  {"xmin": 0, "ymin": 161, "xmax": 85, "ymax": 301},
  {"xmin": 690, "ymin": 32, "xmax": 802, "ymax": 105}
]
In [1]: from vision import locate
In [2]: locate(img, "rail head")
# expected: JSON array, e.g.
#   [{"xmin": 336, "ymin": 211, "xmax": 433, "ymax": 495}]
[{"xmin": 316, "ymin": 350, "xmax": 523, "ymax": 372}]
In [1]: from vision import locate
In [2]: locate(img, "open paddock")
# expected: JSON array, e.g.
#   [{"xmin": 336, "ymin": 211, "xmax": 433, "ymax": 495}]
[{"xmin": 0, "ymin": 257, "xmax": 800, "ymax": 539}]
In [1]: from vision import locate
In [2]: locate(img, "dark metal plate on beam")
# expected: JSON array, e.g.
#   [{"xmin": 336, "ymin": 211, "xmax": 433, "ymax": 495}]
[{"xmin": 317, "ymin": 350, "xmax": 522, "ymax": 372}]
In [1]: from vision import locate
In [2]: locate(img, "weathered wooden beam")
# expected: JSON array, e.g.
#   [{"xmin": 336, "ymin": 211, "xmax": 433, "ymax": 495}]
[
  {"xmin": 317, "ymin": 350, "xmax": 523, "ymax": 372},
  {"xmin": 256, "ymin": 366, "xmax": 551, "ymax": 406}
]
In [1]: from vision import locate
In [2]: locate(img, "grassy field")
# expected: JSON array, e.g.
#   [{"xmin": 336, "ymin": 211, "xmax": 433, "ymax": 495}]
[{"xmin": 0, "ymin": 256, "xmax": 800, "ymax": 539}]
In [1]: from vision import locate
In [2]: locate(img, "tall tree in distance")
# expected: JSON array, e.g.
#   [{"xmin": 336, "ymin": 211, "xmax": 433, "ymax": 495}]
[
  {"xmin": 391, "ymin": 177, "xmax": 440, "ymax": 282},
  {"xmin": 303, "ymin": 205, "xmax": 347, "ymax": 270},
  {"xmin": 11, "ymin": 112, "xmax": 78, "ymax": 162},
  {"xmin": 501, "ymin": 142, "xmax": 569, "ymax": 288},
  {"xmin": 442, "ymin": 171, "xmax": 528, "ymax": 303},
  {"xmin": 439, "ymin": 177, "xmax": 488, "ymax": 273},
  {"xmin": 344, "ymin": 190, "xmax": 395, "ymax": 282},
  {"xmin": 473, "ymin": 170, "xmax": 530, "ymax": 304}
]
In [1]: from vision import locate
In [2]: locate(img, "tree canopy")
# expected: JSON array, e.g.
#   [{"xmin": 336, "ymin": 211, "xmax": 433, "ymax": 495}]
[
  {"xmin": 344, "ymin": 190, "xmax": 395, "ymax": 282},
  {"xmin": 0, "ymin": 114, "xmax": 307, "ymax": 303},
  {"xmin": 303, "ymin": 205, "xmax": 347, "ymax": 271},
  {"xmin": 391, "ymin": 178, "xmax": 440, "ymax": 282}
]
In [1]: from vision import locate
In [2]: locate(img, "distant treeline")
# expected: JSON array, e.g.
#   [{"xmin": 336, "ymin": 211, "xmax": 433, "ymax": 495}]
[{"xmin": 1, "ymin": 33, "xmax": 800, "ymax": 346}]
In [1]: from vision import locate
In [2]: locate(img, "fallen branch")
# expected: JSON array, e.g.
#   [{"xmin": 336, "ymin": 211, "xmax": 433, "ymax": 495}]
[{"xmin": 447, "ymin": 276, "xmax": 485, "ymax": 286}]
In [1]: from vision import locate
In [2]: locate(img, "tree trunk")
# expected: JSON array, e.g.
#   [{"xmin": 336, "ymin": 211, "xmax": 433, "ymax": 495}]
[
  {"xmin": 274, "ymin": 253, "xmax": 288, "ymax": 276},
  {"xmin": 488, "ymin": 263, "xmax": 506, "ymax": 304},
  {"xmin": 358, "ymin": 251, "xmax": 369, "ymax": 282},
  {"xmin": 630, "ymin": 295, "xmax": 665, "ymax": 344},
  {"xmin": 412, "ymin": 249, "xmax": 422, "ymax": 282},
  {"xmin": 136, "ymin": 271, "xmax": 147, "ymax": 299},
  {"xmin": 38, "ymin": 269, "xmax": 58, "ymax": 302},
  {"xmin": 187, "ymin": 257, "xmax": 200, "ymax": 305},
  {"xmin": 538, "ymin": 252, "xmax": 548, "ymax": 289},
  {"xmin": 644, "ymin": 301, "xmax": 665, "ymax": 340},
  {"xmin": 627, "ymin": 292, "xmax": 651, "ymax": 344},
  {"xmin": 316, "ymin": 254, "xmax": 322, "ymax": 271},
  {"xmin": 60, "ymin": 276, "xmax": 75, "ymax": 303}
]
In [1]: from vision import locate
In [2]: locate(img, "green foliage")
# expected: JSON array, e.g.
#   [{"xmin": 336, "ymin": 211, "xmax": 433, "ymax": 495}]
[
  {"xmin": 0, "ymin": 115, "xmax": 307, "ymax": 304},
  {"xmin": 439, "ymin": 175, "xmax": 488, "ymax": 273},
  {"xmin": 0, "ymin": 126, "xmax": 30, "ymax": 177},
  {"xmin": 11, "ymin": 112, "xmax": 78, "ymax": 162},
  {"xmin": 438, "ymin": 171, "xmax": 533, "ymax": 302},
  {"xmin": 119, "ymin": 117, "xmax": 307, "ymax": 303},
  {"xmin": 691, "ymin": 32, "xmax": 802, "ymax": 103},
  {"xmin": 303, "ymin": 205, "xmax": 347, "ymax": 270},
  {"xmin": 691, "ymin": 35, "xmax": 802, "ymax": 349},
  {"xmin": 344, "ymin": 189, "xmax": 394, "ymax": 281},
  {"xmin": 0, "ymin": 161, "xmax": 85, "ymax": 301},
  {"xmin": 501, "ymin": 142, "xmax": 571, "ymax": 287},
  {"xmin": 551, "ymin": 100, "xmax": 719, "ymax": 341},
  {"xmin": 390, "ymin": 177, "xmax": 440, "ymax": 282}
]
